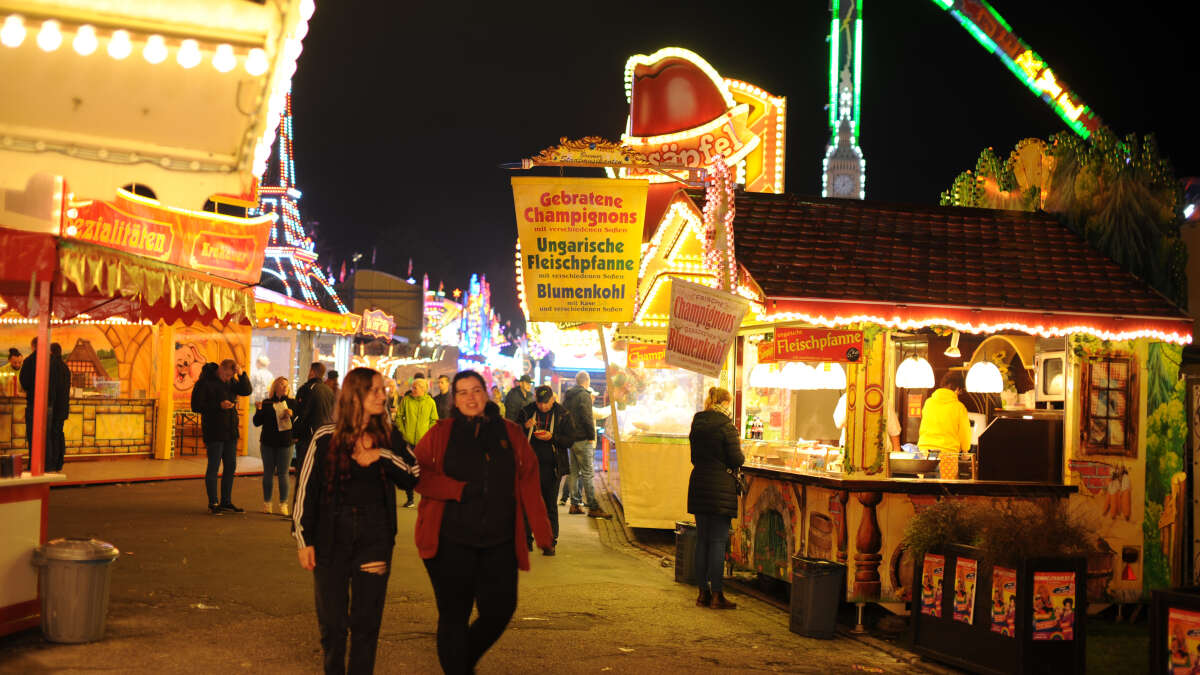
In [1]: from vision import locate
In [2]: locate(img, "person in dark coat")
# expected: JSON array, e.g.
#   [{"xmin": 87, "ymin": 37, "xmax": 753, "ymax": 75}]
[
  {"xmin": 503, "ymin": 374, "xmax": 534, "ymax": 423},
  {"xmin": 516, "ymin": 386, "xmax": 574, "ymax": 552},
  {"xmin": 295, "ymin": 362, "xmax": 335, "ymax": 470},
  {"xmin": 46, "ymin": 343, "xmax": 72, "ymax": 473},
  {"xmin": 687, "ymin": 386, "xmax": 744, "ymax": 610},
  {"xmin": 561, "ymin": 371, "xmax": 611, "ymax": 519},
  {"xmin": 18, "ymin": 337, "xmax": 71, "ymax": 472},
  {"xmin": 432, "ymin": 374, "xmax": 452, "ymax": 419},
  {"xmin": 191, "ymin": 359, "xmax": 252, "ymax": 514},
  {"xmin": 253, "ymin": 376, "xmax": 298, "ymax": 516}
]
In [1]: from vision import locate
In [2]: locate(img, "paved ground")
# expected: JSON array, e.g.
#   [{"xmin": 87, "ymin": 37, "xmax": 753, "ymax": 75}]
[{"xmin": 0, "ymin": 477, "xmax": 928, "ymax": 674}]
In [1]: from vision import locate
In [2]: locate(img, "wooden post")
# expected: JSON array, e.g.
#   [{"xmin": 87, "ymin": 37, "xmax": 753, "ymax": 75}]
[
  {"xmin": 153, "ymin": 322, "xmax": 175, "ymax": 459},
  {"xmin": 29, "ymin": 279, "xmax": 51, "ymax": 475},
  {"xmin": 595, "ymin": 325, "xmax": 620, "ymax": 446},
  {"xmin": 853, "ymin": 491, "xmax": 884, "ymax": 599}
]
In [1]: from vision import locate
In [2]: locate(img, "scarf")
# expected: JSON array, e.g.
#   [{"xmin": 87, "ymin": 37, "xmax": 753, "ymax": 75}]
[{"xmin": 712, "ymin": 401, "xmax": 732, "ymax": 419}]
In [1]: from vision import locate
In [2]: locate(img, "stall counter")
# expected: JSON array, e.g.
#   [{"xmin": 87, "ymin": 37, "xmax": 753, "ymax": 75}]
[
  {"xmin": 613, "ymin": 433, "xmax": 693, "ymax": 529},
  {"xmin": 0, "ymin": 472, "xmax": 64, "ymax": 636}
]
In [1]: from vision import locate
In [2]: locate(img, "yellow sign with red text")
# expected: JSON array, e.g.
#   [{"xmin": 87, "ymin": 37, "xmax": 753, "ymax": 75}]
[
  {"xmin": 512, "ymin": 177, "xmax": 646, "ymax": 323},
  {"xmin": 628, "ymin": 342, "xmax": 668, "ymax": 368}
]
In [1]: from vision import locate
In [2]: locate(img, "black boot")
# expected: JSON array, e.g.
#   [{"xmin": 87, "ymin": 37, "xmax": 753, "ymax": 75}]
[
  {"xmin": 696, "ymin": 587, "xmax": 712, "ymax": 607},
  {"xmin": 710, "ymin": 592, "xmax": 737, "ymax": 610}
]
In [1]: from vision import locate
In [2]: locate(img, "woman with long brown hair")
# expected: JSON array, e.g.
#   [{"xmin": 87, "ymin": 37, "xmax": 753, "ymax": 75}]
[
  {"xmin": 687, "ymin": 386, "xmax": 744, "ymax": 610},
  {"xmin": 293, "ymin": 367, "xmax": 419, "ymax": 674}
]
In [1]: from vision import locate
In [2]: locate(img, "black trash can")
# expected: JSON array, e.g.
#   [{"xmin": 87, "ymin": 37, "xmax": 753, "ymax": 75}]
[
  {"xmin": 674, "ymin": 521, "xmax": 697, "ymax": 585},
  {"xmin": 789, "ymin": 556, "xmax": 846, "ymax": 638}
]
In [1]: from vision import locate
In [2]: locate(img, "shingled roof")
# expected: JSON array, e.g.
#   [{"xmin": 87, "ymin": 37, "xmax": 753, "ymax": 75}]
[{"xmin": 732, "ymin": 192, "xmax": 1187, "ymax": 321}]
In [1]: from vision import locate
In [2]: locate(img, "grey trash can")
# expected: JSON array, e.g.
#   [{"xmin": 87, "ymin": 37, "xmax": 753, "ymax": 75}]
[
  {"xmin": 674, "ymin": 521, "xmax": 697, "ymax": 585},
  {"xmin": 789, "ymin": 556, "xmax": 846, "ymax": 639},
  {"xmin": 32, "ymin": 537, "xmax": 120, "ymax": 643}
]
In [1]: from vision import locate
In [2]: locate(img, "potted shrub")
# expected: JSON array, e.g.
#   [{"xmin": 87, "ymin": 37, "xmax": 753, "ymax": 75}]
[{"xmin": 904, "ymin": 499, "xmax": 1090, "ymax": 674}]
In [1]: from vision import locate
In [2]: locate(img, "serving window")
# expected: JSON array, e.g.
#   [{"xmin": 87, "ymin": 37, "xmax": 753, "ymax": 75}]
[{"xmin": 1081, "ymin": 356, "xmax": 1137, "ymax": 457}]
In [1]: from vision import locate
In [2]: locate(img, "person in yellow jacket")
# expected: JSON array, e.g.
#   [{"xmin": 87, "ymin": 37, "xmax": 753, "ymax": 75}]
[
  {"xmin": 395, "ymin": 375, "xmax": 439, "ymax": 507},
  {"xmin": 918, "ymin": 371, "xmax": 973, "ymax": 480}
]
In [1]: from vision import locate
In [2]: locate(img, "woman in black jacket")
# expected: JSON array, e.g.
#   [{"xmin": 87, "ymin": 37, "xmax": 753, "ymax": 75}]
[
  {"xmin": 253, "ymin": 376, "xmax": 298, "ymax": 516},
  {"xmin": 293, "ymin": 367, "xmax": 419, "ymax": 674},
  {"xmin": 687, "ymin": 386, "xmax": 745, "ymax": 610}
]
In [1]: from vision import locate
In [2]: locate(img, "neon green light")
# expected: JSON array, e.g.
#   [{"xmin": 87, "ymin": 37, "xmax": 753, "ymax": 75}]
[
  {"xmin": 829, "ymin": 11, "xmax": 839, "ymax": 131},
  {"xmin": 853, "ymin": 11, "xmax": 862, "ymax": 143},
  {"xmin": 979, "ymin": 0, "xmax": 1013, "ymax": 32},
  {"xmin": 933, "ymin": 0, "xmax": 953, "ymax": 9}
]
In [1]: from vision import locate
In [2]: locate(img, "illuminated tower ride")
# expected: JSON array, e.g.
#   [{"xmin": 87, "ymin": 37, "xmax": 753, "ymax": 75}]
[
  {"xmin": 256, "ymin": 88, "xmax": 348, "ymax": 312},
  {"xmin": 822, "ymin": 0, "xmax": 865, "ymax": 199}
]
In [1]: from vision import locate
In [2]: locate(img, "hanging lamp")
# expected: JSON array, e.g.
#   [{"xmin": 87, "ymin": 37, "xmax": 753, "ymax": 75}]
[
  {"xmin": 965, "ymin": 360, "xmax": 1004, "ymax": 393},
  {"xmin": 944, "ymin": 330, "xmax": 962, "ymax": 358},
  {"xmin": 895, "ymin": 354, "xmax": 934, "ymax": 389}
]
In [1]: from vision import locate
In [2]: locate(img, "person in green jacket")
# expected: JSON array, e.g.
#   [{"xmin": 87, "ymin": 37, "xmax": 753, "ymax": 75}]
[{"xmin": 396, "ymin": 375, "xmax": 439, "ymax": 507}]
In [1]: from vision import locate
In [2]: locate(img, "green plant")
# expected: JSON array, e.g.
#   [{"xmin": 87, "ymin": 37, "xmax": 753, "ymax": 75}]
[
  {"xmin": 901, "ymin": 500, "xmax": 985, "ymax": 561},
  {"xmin": 976, "ymin": 500, "xmax": 1092, "ymax": 569}
]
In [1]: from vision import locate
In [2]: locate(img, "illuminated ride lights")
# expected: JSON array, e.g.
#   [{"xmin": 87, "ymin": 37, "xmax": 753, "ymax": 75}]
[
  {"xmin": 254, "ymin": 86, "xmax": 348, "ymax": 314},
  {"xmin": 929, "ymin": 0, "xmax": 1102, "ymax": 139}
]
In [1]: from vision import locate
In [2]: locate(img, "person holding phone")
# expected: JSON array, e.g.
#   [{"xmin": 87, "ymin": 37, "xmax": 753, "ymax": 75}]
[
  {"xmin": 253, "ymin": 376, "xmax": 298, "ymax": 515},
  {"xmin": 191, "ymin": 359, "xmax": 252, "ymax": 514}
]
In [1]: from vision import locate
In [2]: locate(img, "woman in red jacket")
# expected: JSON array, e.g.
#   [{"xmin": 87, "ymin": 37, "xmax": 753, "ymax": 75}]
[{"xmin": 413, "ymin": 370, "xmax": 553, "ymax": 675}]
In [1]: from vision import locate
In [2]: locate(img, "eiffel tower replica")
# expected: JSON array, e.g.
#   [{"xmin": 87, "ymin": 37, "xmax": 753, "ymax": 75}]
[{"xmin": 256, "ymin": 87, "xmax": 347, "ymax": 313}]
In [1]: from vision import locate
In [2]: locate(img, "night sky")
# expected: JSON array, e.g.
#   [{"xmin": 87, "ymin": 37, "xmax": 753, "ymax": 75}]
[{"xmin": 290, "ymin": 1, "xmax": 1198, "ymax": 336}]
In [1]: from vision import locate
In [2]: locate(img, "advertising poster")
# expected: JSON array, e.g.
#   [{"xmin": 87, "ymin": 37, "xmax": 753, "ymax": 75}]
[
  {"xmin": 990, "ymin": 566, "xmax": 1018, "ymax": 636},
  {"xmin": 953, "ymin": 557, "xmax": 978, "ymax": 624},
  {"xmin": 627, "ymin": 342, "xmax": 668, "ymax": 369},
  {"xmin": 511, "ymin": 176, "xmax": 646, "ymax": 323},
  {"xmin": 773, "ymin": 327, "xmax": 864, "ymax": 363},
  {"xmin": 1031, "ymin": 571, "xmax": 1075, "ymax": 640},
  {"xmin": 920, "ymin": 554, "xmax": 945, "ymax": 618},
  {"xmin": 1167, "ymin": 607, "xmax": 1200, "ymax": 674},
  {"xmin": 664, "ymin": 278, "xmax": 750, "ymax": 378}
]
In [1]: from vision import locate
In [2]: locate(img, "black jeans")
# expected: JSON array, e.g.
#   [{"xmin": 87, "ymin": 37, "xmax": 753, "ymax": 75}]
[
  {"xmin": 47, "ymin": 417, "xmax": 66, "ymax": 472},
  {"xmin": 526, "ymin": 463, "xmax": 558, "ymax": 547},
  {"xmin": 423, "ymin": 538, "xmax": 518, "ymax": 675},
  {"xmin": 203, "ymin": 439, "xmax": 236, "ymax": 506},
  {"xmin": 314, "ymin": 506, "xmax": 393, "ymax": 675},
  {"xmin": 694, "ymin": 513, "xmax": 731, "ymax": 594}
]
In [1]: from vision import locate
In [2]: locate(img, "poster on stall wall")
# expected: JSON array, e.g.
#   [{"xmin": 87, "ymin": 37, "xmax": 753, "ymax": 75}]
[
  {"xmin": 627, "ymin": 342, "xmax": 668, "ymax": 369},
  {"xmin": 953, "ymin": 557, "xmax": 978, "ymax": 624},
  {"xmin": 1031, "ymin": 571, "xmax": 1075, "ymax": 640},
  {"xmin": 990, "ymin": 567, "xmax": 1018, "ymax": 636},
  {"xmin": 664, "ymin": 278, "xmax": 750, "ymax": 378},
  {"xmin": 1167, "ymin": 607, "xmax": 1200, "ymax": 674},
  {"xmin": 920, "ymin": 554, "xmax": 945, "ymax": 618},
  {"xmin": 773, "ymin": 327, "xmax": 864, "ymax": 363},
  {"xmin": 511, "ymin": 176, "xmax": 646, "ymax": 323}
]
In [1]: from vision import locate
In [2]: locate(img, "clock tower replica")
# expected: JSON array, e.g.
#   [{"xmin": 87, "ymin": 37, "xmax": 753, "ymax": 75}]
[{"xmin": 822, "ymin": 0, "xmax": 865, "ymax": 199}]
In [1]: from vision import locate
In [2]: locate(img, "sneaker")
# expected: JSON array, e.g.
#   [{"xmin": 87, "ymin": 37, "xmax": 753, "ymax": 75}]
[
  {"xmin": 208, "ymin": 503, "xmax": 223, "ymax": 515},
  {"xmin": 263, "ymin": 502, "xmax": 274, "ymax": 514},
  {"xmin": 559, "ymin": 498, "xmax": 568, "ymax": 506},
  {"xmin": 569, "ymin": 504, "xmax": 584, "ymax": 515},
  {"xmin": 587, "ymin": 507, "xmax": 613, "ymax": 520},
  {"xmin": 279, "ymin": 502, "xmax": 290, "ymax": 517},
  {"xmin": 403, "ymin": 500, "xmax": 416, "ymax": 508},
  {"xmin": 219, "ymin": 503, "xmax": 244, "ymax": 513},
  {"xmin": 541, "ymin": 546, "xmax": 556, "ymax": 556},
  {"xmin": 710, "ymin": 592, "xmax": 737, "ymax": 610}
]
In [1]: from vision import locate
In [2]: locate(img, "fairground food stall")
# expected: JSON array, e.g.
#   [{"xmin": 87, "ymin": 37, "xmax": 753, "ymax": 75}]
[
  {"xmin": 0, "ymin": 0, "xmax": 314, "ymax": 636},
  {"xmin": 713, "ymin": 192, "xmax": 1193, "ymax": 610}
]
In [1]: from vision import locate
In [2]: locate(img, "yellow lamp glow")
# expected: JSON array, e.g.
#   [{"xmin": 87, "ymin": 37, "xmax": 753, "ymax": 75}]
[
  {"xmin": 72, "ymin": 25, "xmax": 97, "ymax": 55},
  {"xmin": 107, "ymin": 29, "xmax": 131, "ymax": 59},
  {"xmin": 1, "ymin": 15, "xmax": 25, "ymax": 48},
  {"xmin": 177, "ymin": 39, "xmax": 200, "ymax": 68},
  {"xmin": 36, "ymin": 19, "xmax": 62, "ymax": 51},
  {"xmin": 142, "ymin": 35, "xmax": 167, "ymax": 64}
]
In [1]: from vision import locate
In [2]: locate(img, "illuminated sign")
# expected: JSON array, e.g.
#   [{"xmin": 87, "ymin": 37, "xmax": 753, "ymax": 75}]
[
  {"xmin": 360, "ymin": 309, "xmax": 395, "ymax": 340},
  {"xmin": 665, "ymin": 278, "xmax": 750, "ymax": 378},
  {"xmin": 614, "ymin": 48, "xmax": 786, "ymax": 193},
  {"xmin": 756, "ymin": 338, "xmax": 777, "ymax": 364},
  {"xmin": 511, "ymin": 176, "xmax": 646, "ymax": 323},
  {"xmin": 64, "ymin": 188, "xmax": 271, "ymax": 285},
  {"xmin": 774, "ymin": 327, "xmax": 863, "ymax": 363},
  {"xmin": 627, "ymin": 342, "xmax": 668, "ymax": 368}
]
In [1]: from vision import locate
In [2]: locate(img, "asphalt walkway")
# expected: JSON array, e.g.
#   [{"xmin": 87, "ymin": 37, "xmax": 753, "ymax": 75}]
[{"xmin": 0, "ymin": 476, "xmax": 926, "ymax": 673}]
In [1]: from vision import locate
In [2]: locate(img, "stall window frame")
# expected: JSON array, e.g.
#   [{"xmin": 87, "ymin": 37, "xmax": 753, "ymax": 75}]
[{"xmin": 1080, "ymin": 355, "xmax": 1138, "ymax": 458}]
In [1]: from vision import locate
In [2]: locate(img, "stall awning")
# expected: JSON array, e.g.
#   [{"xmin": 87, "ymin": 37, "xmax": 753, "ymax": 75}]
[
  {"xmin": 254, "ymin": 286, "xmax": 358, "ymax": 335},
  {"xmin": 0, "ymin": 230, "xmax": 255, "ymax": 325},
  {"xmin": 731, "ymin": 193, "xmax": 1193, "ymax": 344}
]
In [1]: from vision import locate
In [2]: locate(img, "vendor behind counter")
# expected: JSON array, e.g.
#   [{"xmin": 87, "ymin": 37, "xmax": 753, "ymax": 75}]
[{"xmin": 917, "ymin": 371, "xmax": 972, "ymax": 479}]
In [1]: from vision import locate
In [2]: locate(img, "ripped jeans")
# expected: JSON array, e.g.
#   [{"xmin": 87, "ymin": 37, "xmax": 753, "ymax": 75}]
[{"xmin": 313, "ymin": 506, "xmax": 393, "ymax": 675}]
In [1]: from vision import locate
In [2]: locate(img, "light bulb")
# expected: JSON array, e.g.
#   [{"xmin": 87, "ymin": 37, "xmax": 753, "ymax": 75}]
[
  {"xmin": 965, "ymin": 361, "xmax": 1004, "ymax": 394},
  {"xmin": 37, "ymin": 19, "xmax": 62, "ymax": 51},
  {"xmin": 176, "ymin": 39, "xmax": 200, "ymax": 68},
  {"xmin": 1, "ymin": 15, "xmax": 25, "ymax": 48},
  {"xmin": 142, "ymin": 34, "xmax": 166, "ymax": 64},
  {"xmin": 244, "ymin": 47, "xmax": 268, "ymax": 76},
  {"xmin": 107, "ymin": 29, "xmax": 131, "ymax": 59},
  {"xmin": 72, "ymin": 25, "xmax": 97, "ymax": 55},
  {"xmin": 212, "ymin": 43, "xmax": 235, "ymax": 72}
]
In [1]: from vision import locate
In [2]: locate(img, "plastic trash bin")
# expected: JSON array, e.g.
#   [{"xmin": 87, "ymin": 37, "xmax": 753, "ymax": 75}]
[
  {"xmin": 789, "ymin": 556, "xmax": 846, "ymax": 638},
  {"xmin": 674, "ymin": 521, "xmax": 697, "ymax": 585},
  {"xmin": 32, "ymin": 537, "xmax": 120, "ymax": 643}
]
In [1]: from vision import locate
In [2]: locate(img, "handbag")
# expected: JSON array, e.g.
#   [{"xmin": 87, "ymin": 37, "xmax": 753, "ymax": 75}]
[{"xmin": 726, "ymin": 467, "xmax": 748, "ymax": 496}]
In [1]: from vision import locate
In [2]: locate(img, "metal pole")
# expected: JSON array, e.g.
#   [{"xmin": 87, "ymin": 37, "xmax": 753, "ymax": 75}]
[{"xmin": 30, "ymin": 279, "xmax": 51, "ymax": 476}]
